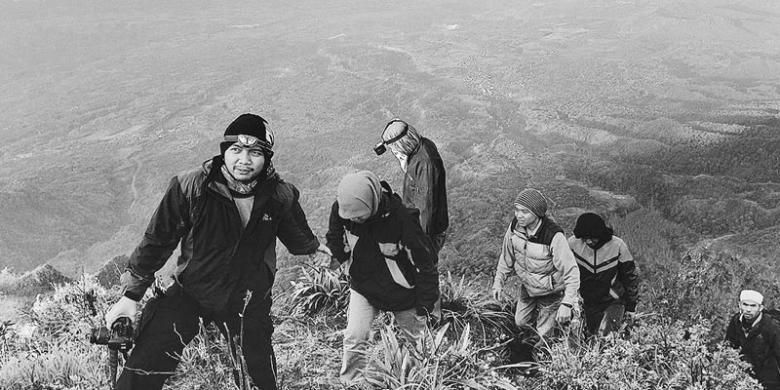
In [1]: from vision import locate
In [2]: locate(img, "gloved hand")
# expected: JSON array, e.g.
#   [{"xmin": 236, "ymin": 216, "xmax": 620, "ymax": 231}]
[
  {"xmin": 105, "ymin": 296, "xmax": 138, "ymax": 328},
  {"xmin": 623, "ymin": 311, "xmax": 637, "ymax": 324}
]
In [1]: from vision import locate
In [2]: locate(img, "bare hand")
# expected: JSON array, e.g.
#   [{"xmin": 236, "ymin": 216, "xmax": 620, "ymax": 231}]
[
  {"xmin": 491, "ymin": 289, "xmax": 502, "ymax": 301},
  {"xmin": 328, "ymin": 257, "xmax": 342, "ymax": 270},
  {"xmin": 309, "ymin": 243, "xmax": 333, "ymax": 267},
  {"xmin": 556, "ymin": 304, "xmax": 572, "ymax": 324}
]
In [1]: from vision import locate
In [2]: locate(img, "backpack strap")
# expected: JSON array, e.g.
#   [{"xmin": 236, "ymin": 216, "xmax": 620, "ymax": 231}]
[{"xmin": 191, "ymin": 157, "xmax": 223, "ymax": 228}]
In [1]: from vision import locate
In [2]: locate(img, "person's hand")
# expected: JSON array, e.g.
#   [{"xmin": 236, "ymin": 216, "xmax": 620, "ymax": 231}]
[
  {"xmin": 316, "ymin": 243, "xmax": 332, "ymax": 257},
  {"xmin": 309, "ymin": 243, "xmax": 333, "ymax": 267},
  {"xmin": 416, "ymin": 307, "xmax": 440, "ymax": 328},
  {"xmin": 328, "ymin": 257, "xmax": 342, "ymax": 270},
  {"xmin": 105, "ymin": 296, "xmax": 138, "ymax": 328},
  {"xmin": 556, "ymin": 304, "xmax": 572, "ymax": 324},
  {"xmin": 623, "ymin": 311, "xmax": 637, "ymax": 324},
  {"xmin": 491, "ymin": 289, "xmax": 502, "ymax": 301}
]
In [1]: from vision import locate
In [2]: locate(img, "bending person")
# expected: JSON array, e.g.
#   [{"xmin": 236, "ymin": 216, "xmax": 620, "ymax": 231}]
[{"xmin": 325, "ymin": 171, "xmax": 439, "ymax": 386}]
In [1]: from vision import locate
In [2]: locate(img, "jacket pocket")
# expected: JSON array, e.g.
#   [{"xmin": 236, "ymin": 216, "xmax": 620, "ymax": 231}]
[{"xmin": 522, "ymin": 273, "xmax": 555, "ymax": 297}]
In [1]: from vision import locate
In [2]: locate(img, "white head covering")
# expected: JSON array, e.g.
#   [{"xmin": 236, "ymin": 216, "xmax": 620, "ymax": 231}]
[{"xmin": 740, "ymin": 290, "xmax": 764, "ymax": 305}]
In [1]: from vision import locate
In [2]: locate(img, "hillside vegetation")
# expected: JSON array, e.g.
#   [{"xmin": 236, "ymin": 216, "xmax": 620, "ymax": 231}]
[
  {"xmin": 1, "ymin": 0, "xmax": 779, "ymax": 388},
  {"xmin": 1, "ymin": 210, "xmax": 777, "ymax": 389}
]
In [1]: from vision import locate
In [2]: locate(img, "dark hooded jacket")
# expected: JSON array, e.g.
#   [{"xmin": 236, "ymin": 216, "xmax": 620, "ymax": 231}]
[
  {"xmin": 726, "ymin": 312, "xmax": 780, "ymax": 389},
  {"xmin": 326, "ymin": 183, "xmax": 439, "ymax": 314},
  {"xmin": 120, "ymin": 156, "xmax": 319, "ymax": 311},
  {"xmin": 569, "ymin": 236, "xmax": 639, "ymax": 311}
]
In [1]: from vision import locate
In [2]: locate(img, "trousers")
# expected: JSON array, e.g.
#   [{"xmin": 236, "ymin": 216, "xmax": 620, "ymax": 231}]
[
  {"xmin": 116, "ymin": 284, "xmax": 277, "ymax": 390},
  {"xmin": 340, "ymin": 289, "xmax": 426, "ymax": 384}
]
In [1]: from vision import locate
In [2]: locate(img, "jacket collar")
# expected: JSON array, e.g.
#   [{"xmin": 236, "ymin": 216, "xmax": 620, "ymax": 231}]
[{"xmin": 202, "ymin": 157, "xmax": 279, "ymax": 201}]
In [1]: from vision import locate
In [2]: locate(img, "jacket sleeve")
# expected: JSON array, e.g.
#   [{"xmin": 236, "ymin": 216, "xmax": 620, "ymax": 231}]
[
  {"xmin": 325, "ymin": 201, "xmax": 350, "ymax": 263},
  {"xmin": 492, "ymin": 226, "xmax": 514, "ymax": 293},
  {"xmin": 551, "ymin": 232, "xmax": 580, "ymax": 306},
  {"xmin": 276, "ymin": 185, "xmax": 319, "ymax": 255},
  {"xmin": 409, "ymin": 160, "xmax": 441, "ymax": 235},
  {"xmin": 725, "ymin": 314, "xmax": 740, "ymax": 348},
  {"xmin": 616, "ymin": 238, "xmax": 639, "ymax": 312},
  {"xmin": 401, "ymin": 208, "xmax": 439, "ymax": 315},
  {"xmin": 121, "ymin": 176, "xmax": 191, "ymax": 301}
]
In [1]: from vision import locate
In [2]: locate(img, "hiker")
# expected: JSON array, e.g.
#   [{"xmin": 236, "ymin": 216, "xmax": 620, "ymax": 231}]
[
  {"xmin": 491, "ymin": 188, "xmax": 580, "ymax": 343},
  {"xmin": 726, "ymin": 290, "xmax": 780, "ymax": 390},
  {"xmin": 325, "ymin": 171, "xmax": 439, "ymax": 386},
  {"xmin": 104, "ymin": 113, "xmax": 331, "ymax": 390},
  {"xmin": 568, "ymin": 213, "xmax": 639, "ymax": 337},
  {"xmin": 375, "ymin": 118, "xmax": 448, "ymax": 256}
]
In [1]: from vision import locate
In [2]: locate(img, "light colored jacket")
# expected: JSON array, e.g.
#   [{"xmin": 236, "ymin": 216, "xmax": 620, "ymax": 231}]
[{"xmin": 492, "ymin": 217, "xmax": 580, "ymax": 306}]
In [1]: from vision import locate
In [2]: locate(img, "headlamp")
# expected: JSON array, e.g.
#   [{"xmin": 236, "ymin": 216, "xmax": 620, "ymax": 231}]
[{"xmin": 374, "ymin": 119, "xmax": 409, "ymax": 156}]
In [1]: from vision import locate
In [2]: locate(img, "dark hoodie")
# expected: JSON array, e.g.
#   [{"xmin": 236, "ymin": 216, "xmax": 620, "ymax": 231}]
[
  {"xmin": 326, "ymin": 183, "xmax": 439, "ymax": 314},
  {"xmin": 120, "ymin": 156, "xmax": 319, "ymax": 311}
]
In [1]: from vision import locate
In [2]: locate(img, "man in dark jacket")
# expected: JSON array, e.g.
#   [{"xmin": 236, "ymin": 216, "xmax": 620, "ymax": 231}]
[
  {"xmin": 569, "ymin": 213, "xmax": 639, "ymax": 337},
  {"xmin": 325, "ymin": 170, "xmax": 439, "ymax": 386},
  {"xmin": 726, "ymin": 290, "xmax": 780, "ymax": 390},
  {"xmin": 377, "ymin": 119, "xmax": 448, "ymax": 255},
  {"xmin": 104, "ymin": 113, "xmax": 330, "ymax": 390}
]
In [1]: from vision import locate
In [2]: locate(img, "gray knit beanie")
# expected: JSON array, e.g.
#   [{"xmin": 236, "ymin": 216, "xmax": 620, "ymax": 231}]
[{"xmin": 514, "ymin": 188, "xmax": 547, "ymax": 217}]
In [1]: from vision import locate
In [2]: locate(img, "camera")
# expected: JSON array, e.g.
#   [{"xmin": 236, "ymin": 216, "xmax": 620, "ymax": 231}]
[
  {"xmin": 373, "ymin": 141, "xmax": 387, "ymax": 155},
  {"xmin": 89, "ymin": 317, "xmax": 134, "ymax": 352}
]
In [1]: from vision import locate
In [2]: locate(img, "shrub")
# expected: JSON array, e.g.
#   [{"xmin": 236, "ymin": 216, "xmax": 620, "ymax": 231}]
[
  {"xmin": 366, "ymin": 323, "xmax": 517, "ymax": 390},
  {"xmin": 439, "ymin": 272, "xmax": 514, "ymax": 344},
  {"xmin": 288, "ymin": 266, "xmax": 349, "ymax": 318},
  {"xmin": 531, "ymin": 319, "xmax": 759, "ymax": 390}
]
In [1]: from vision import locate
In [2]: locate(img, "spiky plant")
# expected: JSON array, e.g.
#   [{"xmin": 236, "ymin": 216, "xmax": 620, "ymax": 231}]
[
  {"xmin": 288, "ymin": 266, "xmax": 349, "ymax": 318},
  {"xmin": 366, "ymin": 323, "xmax": 518, "ymax": 390},
  {"xmin": 438, "ymin": 272, "xmax": 514, "ymax": 345}
]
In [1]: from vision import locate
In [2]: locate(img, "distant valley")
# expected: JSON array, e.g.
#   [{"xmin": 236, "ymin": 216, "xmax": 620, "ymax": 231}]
[{"xmin": 0, "ymin": 0, "xmax": 778, "ymax": 277}]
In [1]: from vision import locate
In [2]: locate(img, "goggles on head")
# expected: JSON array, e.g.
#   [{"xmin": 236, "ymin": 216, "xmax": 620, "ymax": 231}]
[
  {"xmin": 373, "ymin": 119, "xmax": 408, "ymax": 155},
  {"xmin": 224, "ymin": 134, "xmax": 272, "ymax": 149}
]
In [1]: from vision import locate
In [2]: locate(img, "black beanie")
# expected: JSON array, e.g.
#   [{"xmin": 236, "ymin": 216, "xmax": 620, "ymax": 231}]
[
  {"xmin": 573, "ymin": 212, "xmax": 613, "ymax": 241},
  {"xmin": 220, "ymin": 113, "xmax": 274, "ymax": 156}
]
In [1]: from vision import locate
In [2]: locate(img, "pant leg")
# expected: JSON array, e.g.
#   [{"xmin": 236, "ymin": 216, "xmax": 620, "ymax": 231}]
[
  {"xmin": 583, "ymin": 302, "xmax": 606, "ymax": 336},
  {"xmin": 514, "ymin": 286, "xmax": 538, "ymax": 330},
  {"xmin": 116, "ymin": 286, "xmax": 200, "ymax": 390},
  {"xmin": 429, "ymin": 231, "xmax": 447, "ymax": 258},
  {"xmin": 598, "ymin": 302, "xmax": 625, "ymax": 337},
  {"xmin": 393, "ymin": 308, "xmax": 427, "ymax": 342},
  {"xmin": 217, "ymin": 293, "xmax": 277, "ymax": 390},
  {"xmin": 340, "ymin": 289, "xmax": 379, "ymax": 385},
  {"xmin": 535, "ymin": 292, "xmax": 564, "ymax": 342}
]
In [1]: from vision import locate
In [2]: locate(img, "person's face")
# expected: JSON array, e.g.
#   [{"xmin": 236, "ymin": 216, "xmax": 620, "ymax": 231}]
[
  {"xmin": 224, "ymin": 144, "xmax": 265, "ymax": 182},
  {"xmin": 514, "ymin": 204, "xmax": 539, "ymax": 228},
  {"xmin": 388, "ymin": 144, "xmax": 406, "ymax": 163},
  {"xmin": 584, "ymin": 238, "xmax": 601, "ymax": 248},
  {"xmin": 740, "ymin": 300, "xmax": 763, "ymax": 321}
]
